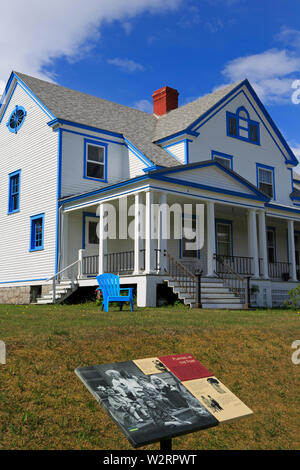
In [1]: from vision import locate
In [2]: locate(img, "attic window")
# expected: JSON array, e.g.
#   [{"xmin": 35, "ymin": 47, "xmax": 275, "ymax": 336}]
[
  {"xmin": 6, "ymin": 105, "xmax": 27, "ymax": 134},
  {"xmin": 226, "ymin": 106, "xmax": 260, "ymax": 145},
  {"xmin": 84, "ymin": 139, "xmax": 108, "ymax": 181}
]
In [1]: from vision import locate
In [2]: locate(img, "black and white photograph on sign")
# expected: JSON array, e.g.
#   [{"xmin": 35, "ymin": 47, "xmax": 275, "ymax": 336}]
[{"xmin": 75, "ymin": 361, "xmax": 218, "ymax": 447}]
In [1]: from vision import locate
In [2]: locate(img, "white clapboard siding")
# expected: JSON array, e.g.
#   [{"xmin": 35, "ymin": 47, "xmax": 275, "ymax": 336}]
[
  {"xmin": 128, "ymin": 148, "xmax": 148, "ymax": 178},
  {"xmin": 61, "ymin": 131, "xmax": 129, "ymax": 198},
  {"xmin": 0, "ymin": 83, "xmax": 58, "ymax": 284},
  {"xmin": 166, "ymin": 166, "xmax": 254, "ymax": 195},
  {"xmin": 163, "ymin": 141, "xmax": 186, "ymax": 164},
  {"xmin": 187, "ymin": 87, "xmax": 293, "ymax": 205}
]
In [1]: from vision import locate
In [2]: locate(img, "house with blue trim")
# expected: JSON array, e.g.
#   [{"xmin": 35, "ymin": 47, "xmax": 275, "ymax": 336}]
[{"xmin": 1, "ymin": 71, "xmax": 300, "ymax": 308}]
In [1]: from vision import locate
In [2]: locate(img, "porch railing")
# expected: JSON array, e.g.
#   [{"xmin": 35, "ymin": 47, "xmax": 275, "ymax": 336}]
[
  {"xmin": 215, "ymin": 255, "xmax": 253, "ymax": 275},
  {"xmin": 214, "ymin": 254, "xmax": 249, "ymax": 307},
  {"xmin": 268, "ymin": 261, "xmax": 291, "ymax": 280},
  {"xmin": 164, "ymin": 251, "xmax": 197, "ymax": 301}
]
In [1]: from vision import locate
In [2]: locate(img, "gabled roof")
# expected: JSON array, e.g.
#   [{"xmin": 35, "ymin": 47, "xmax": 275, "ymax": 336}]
[
  {"xmin": 2, "ymin": 71, "xmax": 297, "ymax": 168},
  {"xmin": 12, "ymin": 72, "xmax": 177, "ymax": 168},
  {"xmin": 148, "ymin": 160, "xmax": 271, "ymax": 202},
  {"xmin": 152, "ymin": 81, "xmax": 244, "ymax": 142}
]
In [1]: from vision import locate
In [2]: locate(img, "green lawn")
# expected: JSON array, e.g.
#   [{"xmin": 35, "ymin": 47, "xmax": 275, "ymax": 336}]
[{"xmin": 0, "ymin": 303, "xmax": 299, "ymax": 450}]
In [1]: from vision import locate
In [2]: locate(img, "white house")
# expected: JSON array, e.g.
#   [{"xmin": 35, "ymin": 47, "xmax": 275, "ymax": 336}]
[{"xmin": 0, "ymin": 71, "xmax": 300, "ymax": 308}]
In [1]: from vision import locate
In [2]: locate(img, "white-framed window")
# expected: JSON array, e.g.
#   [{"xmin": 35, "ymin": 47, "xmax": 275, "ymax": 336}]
[
  {"xmin": 216, "ymin": 221, "xmax": 232, "ymax": 257},
  {"xmin": 84, "ymin": 139, "xmax": 107, "ymax": 181},
  {"xmin": 257, "ymin": 166, "xmax": 274, "ymax": 199}
]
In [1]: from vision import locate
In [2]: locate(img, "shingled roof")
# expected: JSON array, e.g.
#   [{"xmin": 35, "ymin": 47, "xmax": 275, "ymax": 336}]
[{"xmin": 14, "ymin": 71, "xmax": 244, "ymax": 167}]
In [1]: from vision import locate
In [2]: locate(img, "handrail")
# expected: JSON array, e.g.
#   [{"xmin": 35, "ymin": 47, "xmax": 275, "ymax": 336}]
[
  {"xmin": 214, "ymin": 254, "xmax": 249, "ymax": 307},
  {"xmin": 164, "ymin": 251, "xmax": 197, "ymax": 304},
  {"xmin": 47, "ymin": 258, "xmax": 80, "ymax": 304},
  {"xmin": 47, "ymin": 259, "xmax": 80, "ymax": 282}
]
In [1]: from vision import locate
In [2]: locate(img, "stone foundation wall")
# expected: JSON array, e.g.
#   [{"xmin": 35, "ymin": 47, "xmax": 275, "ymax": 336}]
[{"xmin": 0, "ymin": 286, "xmax": 31, "ymax": 304}]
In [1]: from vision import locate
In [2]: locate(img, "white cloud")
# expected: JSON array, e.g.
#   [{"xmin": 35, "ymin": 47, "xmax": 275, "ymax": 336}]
[
  {"xmin": 133, "ymin": 99, "xmax": 153, "ymax": 113},
  {"xmin": 220, "ymin": 49, "xmax": 300, "ymax": 104},
  {"xmin": 107, "ymin": 58, "xmax": 144, "ymax": 73},
  {"xmin": 0, "ymin": 0, "xmax": 181, "ymax": 92}
]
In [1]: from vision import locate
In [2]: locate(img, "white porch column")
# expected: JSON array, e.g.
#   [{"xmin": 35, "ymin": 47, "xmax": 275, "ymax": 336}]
[
  {"xmin": 258, "ymin": 209, "xmax": 269, "ymax": 279},
  {"xmin": 248, "ymin": 209, "xmax": 259, "ymax": 278},
  {"xmin": 98, "ymin": 203, "xmax": 106, "ymax": 275},
  {"xmin": 134, "ymin": 193, "xmax": 143, "ymax": 274},
  {"xmin": 158, "ymin": 193, "xmax": 167, "ymax": 273},
  {"xmin": 206, "ymin": 201, "xmax": 216, "ymax": 276},
  {"xmin": 61, "ymin": 211, "xmax": 69, "ymax": 278},
  {"xmin": 145, "ymin": 190, "xmax": 155, "ymax": 273},
  {"xmin": 288, "ymin": 219, "xmax": 297, "ymax": 281}
]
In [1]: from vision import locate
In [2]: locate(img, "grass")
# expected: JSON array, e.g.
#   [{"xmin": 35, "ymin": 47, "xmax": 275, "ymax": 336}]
[{"xmin": 0, "ymin": 302, "xmax": 299, "ymax": 450}]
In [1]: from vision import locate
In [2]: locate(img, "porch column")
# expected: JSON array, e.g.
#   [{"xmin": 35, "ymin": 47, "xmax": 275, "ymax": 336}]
[
  {"xmin": 134, "ymin": 193, "xmax": 143, "ymax": 274},
  {"xmin": 145, "ymin": 190, "xmax": 155, "ymax": 273},
  {"xmin": 98, "ymin": 203, "xmax": 106, "ymax": 275},
  {"xmin": 248, "ymin": 209, "xmax": 259, "ymax": 278},
  {"xmin": 158, "ymin": 192, "xmax": 167, "ymax": 273},
  {"xmin": 288, "ymin": 220, "xmax": 297, "ymax": 281},
  {"xmin": 61, "ymin": 211, "xmax": 69, "ymax": 278},
  {"xmin": 206, "ymin": 201, "xmax": 216, "ymax": 276},
  {"xmin": 258, "ymin": 210, "xmax": 269, "ymax": 279}
]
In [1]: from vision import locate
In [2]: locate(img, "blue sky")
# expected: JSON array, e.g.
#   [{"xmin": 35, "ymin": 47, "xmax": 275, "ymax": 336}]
[{"xmin": 2, "ymin": 0, "xmax": 300, "ymax": 165}]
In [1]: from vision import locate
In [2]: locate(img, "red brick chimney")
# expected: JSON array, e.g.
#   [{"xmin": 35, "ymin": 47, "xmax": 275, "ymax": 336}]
[{"xmin": 152, "ymin": 86, "xmax": 179, "ymax": 116}]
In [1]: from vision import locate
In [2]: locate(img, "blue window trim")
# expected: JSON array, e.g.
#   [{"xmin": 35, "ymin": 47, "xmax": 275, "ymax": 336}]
[
  {"xmin": 226, "ymin": 106, "xmax": 260, "ymax": 145},
  {"xmin": 6, "ymin": 105, "xmax": 27, "ymax": 134},
  {"xmin": 163, "ymin": 138, "xmax": 193, "ymax": 164},
  {"xmin": 215, "ymin": 219, "xmax": 233, "ymax": 257},
  {"xmin": 267, "ymin": 226, "xmax": 277, "ymax": 262},
  {"xmin": 8, "ymin": 169, "xmax": 21, "ymax": 214},
  {"xmin": 179, "ymin": 214, "xmax": 201, "ymax": 259},
  {"xmin": 82, "ymin": 212, "xmax": 99, "ymax": 249},
  {"xmin": 83, "ymin": 138, "xmax": 108, "ymax": 182},
  {"xmin": 256, "ymin": 163, "xmax": 276, "ymax": 200},
  {"xmin": 211, "ymin": 150, "xmax": 233, "ymax": 170},
  {"xmin": 29, "ymin": 213, "xmax": 45, "ymax": 252}
]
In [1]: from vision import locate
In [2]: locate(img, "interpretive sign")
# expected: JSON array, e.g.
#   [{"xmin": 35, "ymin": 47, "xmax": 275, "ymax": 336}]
[{"xmin": 75, "ymin": 354, "xmax": 252, "ymax": 448}]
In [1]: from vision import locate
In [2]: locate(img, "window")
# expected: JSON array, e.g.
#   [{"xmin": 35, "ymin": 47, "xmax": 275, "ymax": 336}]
[
  {"xmin": 30, "ymin": 214, "xmax": 44, "ymax": 251},
  {"xmin": 84, "ymin": 139, "xmax": 107, "ymax": 181},
  {"xmin": 216, "ymin": 221, "xmax": 232, "ymax": 257},
  {"xmin": 257, "ymin": 164, "xmax": 275, "ymax": 199},
  {"xmin": 267, "ymin": 228, "xmax": 276, "ymax": 263},
  {"xmin": 226, "ymin": 107, "xmax": 260, "ymax": 145},
  {"xmin": 8, "ymin": 170, "xmax": 21, "ymax": 214},
  {"xmin": 6, "ymin": 105, "xmax": 27, "ymax": 134},
  {"xmin": 212, "ymin": 151, "xmax": 233, "ymax": 170},
  {"xmin": 88, "ymin": 221, "xmax": 99, "ymax": 245}
]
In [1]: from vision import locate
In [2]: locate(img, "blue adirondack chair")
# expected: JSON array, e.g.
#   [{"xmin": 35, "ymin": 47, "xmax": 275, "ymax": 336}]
[{"xmin": 96, "ymin": 274, "xmax": 134, "ymax": 312}]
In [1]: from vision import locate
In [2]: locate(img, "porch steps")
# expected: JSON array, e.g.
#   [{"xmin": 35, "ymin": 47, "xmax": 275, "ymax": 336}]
[
  {"xmin": 35, "ymin": 280, "xmax": 79, "ymax": 305},
  {"xmin": 165, "ymin": 277, "xmax": 245, "ymax": 309}
]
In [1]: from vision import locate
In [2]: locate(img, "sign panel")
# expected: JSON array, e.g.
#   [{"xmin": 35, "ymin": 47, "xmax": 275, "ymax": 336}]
[
  {"xmin": 75, "ymin": 360, "xmax": 218, "ymax": 448},
  {"xmin": 158, "ymin": 354, "xmax": 212, "ymax": 381},
  {"xmin": 183, "ymin": 376, "xmax": 253, "ymax": 423}
]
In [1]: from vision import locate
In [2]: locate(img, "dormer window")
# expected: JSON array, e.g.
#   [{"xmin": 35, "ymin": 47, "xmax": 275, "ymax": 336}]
[
  {"xmin": 226, "ymin": 107, "xmax": 260, "ymax": 145},
  {"xmin": 83, "ymin": 139, "xmax": 108, "ymax": 182}
]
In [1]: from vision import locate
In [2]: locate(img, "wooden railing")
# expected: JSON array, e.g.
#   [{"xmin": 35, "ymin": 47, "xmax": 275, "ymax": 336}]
[
  {"xmin": 164, "ymin": 251, "xmax": 197, "ymax": 300},
  {"xmin": 215, "ymin": 255, "xmax": 253, "ymax": 275},
  {"xmin": 82, "ymin": 255, "xmax": 99, "ymax": 276},
  {"xmin": 214, "ymin": 255, "xmax": 249, "ymax": 307},
  {"xmin": 267, "ymin": 261, "xmax": 290, "ymax": 280}
]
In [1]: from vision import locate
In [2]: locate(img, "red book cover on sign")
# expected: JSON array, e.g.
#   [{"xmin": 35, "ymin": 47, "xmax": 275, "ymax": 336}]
[{"xmin": 158, "ymin": 354, "xmax": 212, "ymax": 381}]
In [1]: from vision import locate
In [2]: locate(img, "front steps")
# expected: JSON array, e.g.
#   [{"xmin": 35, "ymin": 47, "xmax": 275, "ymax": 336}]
[
  {"xmin": 36, "ymin": 280, "xmax": 78, "ymax": 305},
  {"xmin": 166, "ymin": 277, "xmax": 245, "ymax": 309}
]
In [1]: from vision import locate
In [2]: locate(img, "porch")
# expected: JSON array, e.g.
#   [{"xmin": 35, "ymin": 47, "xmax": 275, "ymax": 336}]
[{"xmin": 49, "ymin": 187, "xmax": 300, "ymax": 308}]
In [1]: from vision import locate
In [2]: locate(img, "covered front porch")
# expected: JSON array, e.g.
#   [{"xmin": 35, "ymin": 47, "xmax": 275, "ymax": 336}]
[{"xmin": 54, "ymin": 186, "xmax": 300, "ymax": 308}]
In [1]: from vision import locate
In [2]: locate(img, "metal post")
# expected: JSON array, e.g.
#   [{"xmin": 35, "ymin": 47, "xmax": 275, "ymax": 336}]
[
  {"xmin": 195, "ymin": 270, "xmax": 203, "ymax": 308},
  {"xmin": 245, "ymin": 275, "xmax": 250, "ymax": 309},
  {"xmin": 160, "ymin": 438, "xmax": 172, "ymax": 451},
  {"xmin": 53, "ymin": 277, "xmax": 56, "ymax": 304}
]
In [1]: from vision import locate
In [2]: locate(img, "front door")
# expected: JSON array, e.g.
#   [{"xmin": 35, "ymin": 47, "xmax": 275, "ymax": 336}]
[{"xmin": 85, "ymin": 216, "xmax": 99, "ymax": 256}]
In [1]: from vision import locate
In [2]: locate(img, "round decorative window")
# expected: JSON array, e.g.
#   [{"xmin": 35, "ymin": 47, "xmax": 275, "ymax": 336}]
[{"xmin": 6, "ymin": 105, "xmax": 27, "ymax": 133}]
